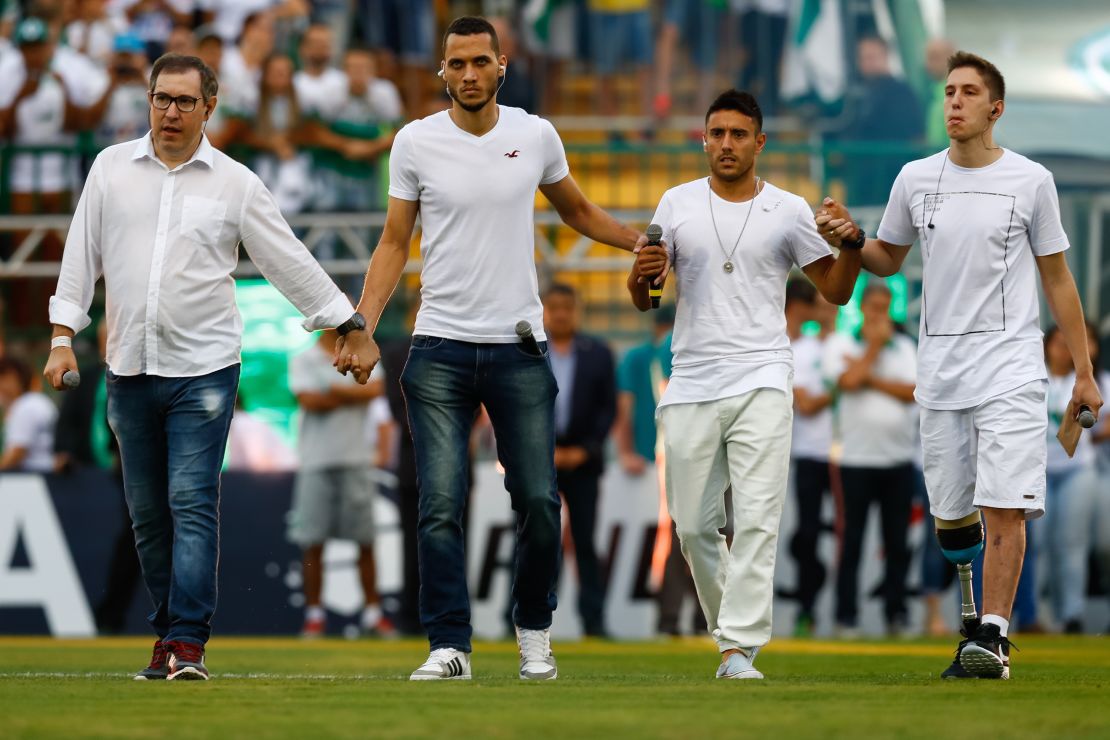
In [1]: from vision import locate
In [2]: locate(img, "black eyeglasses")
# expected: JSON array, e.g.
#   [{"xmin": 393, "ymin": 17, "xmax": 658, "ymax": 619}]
[{"xmin": 148, "ymin": 92, "xmax": 203, "ymax": 112}]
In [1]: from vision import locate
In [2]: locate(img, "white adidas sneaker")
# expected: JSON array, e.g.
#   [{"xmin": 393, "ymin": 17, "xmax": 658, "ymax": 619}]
[
  {"xmin": 516, "ymin": 627, "xmax": 557, "ymax": 680},
  {"xmin": 409, "ymin": 648, "xmax": 471, "ymax": 681}
]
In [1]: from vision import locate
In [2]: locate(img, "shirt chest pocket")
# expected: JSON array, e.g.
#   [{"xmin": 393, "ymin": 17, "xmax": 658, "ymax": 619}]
[{"xmin": 180, "ymin": 195, "xmax": 228, "ymax": 248}]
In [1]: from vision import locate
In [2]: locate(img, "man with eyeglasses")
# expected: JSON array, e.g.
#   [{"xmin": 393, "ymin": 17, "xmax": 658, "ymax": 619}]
[{"xmin": 43, "ymin": 53, "xmax": 360, "ymax": 681}]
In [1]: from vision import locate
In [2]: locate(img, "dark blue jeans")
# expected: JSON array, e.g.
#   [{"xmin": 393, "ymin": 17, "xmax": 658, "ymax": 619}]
[
  {"xmin": 401, "ymin": 337, "xmax": 560, "ymax": 652},
  {"xmin": 106, "ymin": 364, "xmax": 239, "ymax": 646}
]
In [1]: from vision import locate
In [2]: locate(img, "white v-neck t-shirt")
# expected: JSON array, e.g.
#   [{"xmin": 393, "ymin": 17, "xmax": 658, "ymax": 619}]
[
  {"xmin": 388, "ymin": 105, "xmax": 570, "ymax": 342},
  {"xmin": 877, "ymin": 148, "xmax": 1069, "ymax": 410},
  {"xmin": 652, "ymin": 178, "xmax": 832, "ymax": 410}
]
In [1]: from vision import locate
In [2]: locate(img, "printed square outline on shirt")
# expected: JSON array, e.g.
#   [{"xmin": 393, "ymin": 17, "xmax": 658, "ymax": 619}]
[{"xmin": 919, "ymin": 190, "xmax": 1016, "ymax": 337}]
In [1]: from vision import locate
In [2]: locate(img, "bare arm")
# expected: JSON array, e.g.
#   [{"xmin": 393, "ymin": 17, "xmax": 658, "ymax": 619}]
[
  {"xmin": 1036, "ymin": 251, "xmax": 1103, "ymax": 417},
  {"xmin": 836, "ymin": 346, "xmax": 879, "ymax": 392},
  {"xmin": 814, "ymin": 199, "xmax": 912, "ymax": 278},
  {"xmin": 793, "ymin": 387, "xmax": 832, "ymax": 415},
  {"xmin": 0, "ymin": 446, "xmax": 28, "ymax": 470},
  {"xmin": 330, "ymin": 378, "xmax": 385, "ymax": 402},
  {"xmin": 801, "ymin": 251, "xmax": 863, "ymax": 305},
  {"xmin": 867, "ymin": 377, "xmax": 917, "ymax": 403},
  {"xmin": 540, "ymin": 174, "xmax": 642, "ymax": 251},
  {"xmin": 295, "ymin": 391, "xmax": 341, "ymax": 412}
]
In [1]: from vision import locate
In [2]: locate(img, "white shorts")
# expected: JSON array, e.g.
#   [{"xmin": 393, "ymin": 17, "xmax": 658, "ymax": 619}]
[{"xmin": 920, "ymin": 379, "xmax": 1047, "ymax": 521}]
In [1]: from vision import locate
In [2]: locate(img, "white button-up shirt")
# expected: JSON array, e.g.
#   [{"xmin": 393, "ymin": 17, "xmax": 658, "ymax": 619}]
[{"xmin": 49, "ymin": 134, "xmax": 353, "ymax": 377}]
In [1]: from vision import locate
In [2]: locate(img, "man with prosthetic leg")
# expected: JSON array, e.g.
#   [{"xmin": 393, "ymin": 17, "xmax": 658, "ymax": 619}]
[{"xmin": 935, "ymin": 514, "xmax": 987, "ymax": 678}]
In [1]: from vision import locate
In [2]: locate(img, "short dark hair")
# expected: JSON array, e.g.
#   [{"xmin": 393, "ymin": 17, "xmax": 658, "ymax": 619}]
[
  {"xmin": 785, "ymin": 277, "xmax": 818, "ymax": 307},
  {"xmin": 705, "ymin": 89, "xmax": 763, "ymax": 133},
  {"xmin": 0, "ymin": 356, "xmax": 32, "ymax": 392},
  {"xmin": 861, "ymin": 281, "xmax": 892, "ymax": 302},
  {"xmin": 442, "ymin": 16, "xmax": 500, "ymax": 56},
  {"xmin": 543, "ymin": 282, "xmax": 577, "ymax": 303},
  {"xmin": 947, "ymin": 51, "xmax": 1005, "ymax": 101},
  {"xmin": 149, "ymin": 53, "xmax": 218, "ymax": 101}
]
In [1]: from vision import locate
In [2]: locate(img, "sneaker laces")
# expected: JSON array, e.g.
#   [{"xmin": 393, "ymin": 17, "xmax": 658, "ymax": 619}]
[
  {"xmin": 518, "ymin": 629, "xmax": 550, "ymax": 663},
  {"xmin": 149, "ymin": 641, "xmax": 168, "ymax": 669},
  {"xmin": 169, "ymin": 641, "xmax": 204, "ymax": 665}
]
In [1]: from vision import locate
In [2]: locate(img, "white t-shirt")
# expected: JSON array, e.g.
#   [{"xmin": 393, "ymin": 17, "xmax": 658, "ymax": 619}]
[
  {"xmin": 877, "ymin": 149, "xmax": 1069, "ymax": 410},
  {"xmin": 791, "ymin": 333, "xmax": 832, "ymax": 461},
  {"xmin": 652, "ymin": 179, "xmax": 832, "ymax": 409},
  {"xmin": 289, "ymin": 342, "xmax": 383, "ymax": 470},
  {"xmin": 822, "ymin": 332, "xmax": 918, "ymax": 467},
  {"xmin": 1045, "ymin": 370, "xmax": 1092, "ymax": 473},
  {"xmin": 389, "ymin": 106, "xmax": 570, "ymax": 342},
  {"xmin": 3, "ymin": 392, "xmax": 58, "ymax": 472},
  {"xmin": 293, "ymin": 68, "xmax": 347, "ymax": 118}
]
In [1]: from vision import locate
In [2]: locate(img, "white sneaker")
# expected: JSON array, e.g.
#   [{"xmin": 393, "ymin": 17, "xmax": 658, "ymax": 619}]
[
  {"xmin": 409, "ymin": 648, "xmax": 471, "ymax": 681},
  {"xmin": 716, "ymin": 648, "xmax": 763, "ymax": 680},
  {"xmin": 516, "ymin": 627, "xmax": 558, "ymax": 680}
]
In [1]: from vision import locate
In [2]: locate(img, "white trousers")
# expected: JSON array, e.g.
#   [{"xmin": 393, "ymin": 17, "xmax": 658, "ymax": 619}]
[{"xmin": 660, "ymin": 388, "xmax": 792, "ymax": 651}]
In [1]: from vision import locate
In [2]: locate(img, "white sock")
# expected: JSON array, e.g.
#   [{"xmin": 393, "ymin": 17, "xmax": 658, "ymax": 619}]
[
  {"xmin": 981, "ymin": 614, "xmax": 1009, "ymax": 637},
  {"xmin": 361, "ymin": 604, "xmax": 383, "ymax": 628},
  {"xmin": 305, "ymin": 605, "xmax": 326, "ymax": 622}
]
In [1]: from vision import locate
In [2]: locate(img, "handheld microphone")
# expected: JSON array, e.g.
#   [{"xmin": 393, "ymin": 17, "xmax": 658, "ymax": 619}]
[
  {"xmin": 1078, "ymin": 405, "xmax": 1096, "ymax": 429},
  {"xmin": 646, "ymin": 223, "xmax": 664, "ymax": 309},
  {"xmin": 62, "ymin": 370, "xmax": 81, "ymax": 389},
  {"xmin": 515, "ymin": 320, "xmax": 542, "ymax": 357}
]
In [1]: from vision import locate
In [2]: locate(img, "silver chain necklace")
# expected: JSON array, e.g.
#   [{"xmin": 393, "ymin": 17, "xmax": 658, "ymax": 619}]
[{"xmin": 707, "ymin": 176, "xmax": 761, "ymax": 273}]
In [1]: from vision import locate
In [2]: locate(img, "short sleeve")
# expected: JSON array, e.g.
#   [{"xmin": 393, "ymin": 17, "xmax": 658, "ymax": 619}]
[
  {"xmin": 875, "ymin": 168, "xmax": 918, "ymax": 246},
  {"xmin": 787, "ymin": 198, "xmax": 833, "ymax": 269},
  {"xmin": 1029, "ymin": 173, "xmax": 1069, "ymax": 256},
  {"xmin": 387, "ymin": 124, "xmax": 420, "ymax": 201},
  {"xmin": 3, "ymin": 402, "xmax": 37, "ymax": 449},
  {"xmin": 539, "ymin": 118, "xmax": 570, "ymax": 185},
  {"xmin": 650, "ymin": 191, "xmax": 676, "ymax": 264}
]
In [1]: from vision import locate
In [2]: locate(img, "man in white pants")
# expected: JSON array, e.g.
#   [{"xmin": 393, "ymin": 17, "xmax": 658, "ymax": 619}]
[
  {"xmin": 816, "ymin": 51, "xmax": 1102, "ymax": 679},
  {"xmin": 629, "ymin": 89, "xmax": 862, "ymax": 679}
]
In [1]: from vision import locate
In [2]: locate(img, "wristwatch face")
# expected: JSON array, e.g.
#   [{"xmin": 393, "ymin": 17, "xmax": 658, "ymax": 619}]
[{"xmin": 340, "ymin": 312, "xmax": 366, "ymax": 335}]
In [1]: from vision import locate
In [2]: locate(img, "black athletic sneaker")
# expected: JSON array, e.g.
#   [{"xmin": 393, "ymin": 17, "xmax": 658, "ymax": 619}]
[
  {"xmin": 134, "ymin": 640, "xmax": 169, "ymax": 681},
  {"xmin": 166, "ymin": 640, "xmax": 209, "ymax": 681},
  {"xmin": 959, "ymin": 623, "xmax": 1015, "ymax": 679}
]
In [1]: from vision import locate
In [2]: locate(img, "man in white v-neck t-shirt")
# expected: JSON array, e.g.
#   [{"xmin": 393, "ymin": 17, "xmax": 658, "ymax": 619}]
[
  {"xmin": 333, "ymin": 17, "xmax": 645, "ymax": 682},
  {"xmin": 628, "ymin": 89, "xmax": 863, "ymax": 680},
  {"xmin": 816, "ymin": 51, "xmax": 1102, "ymax": 680}
]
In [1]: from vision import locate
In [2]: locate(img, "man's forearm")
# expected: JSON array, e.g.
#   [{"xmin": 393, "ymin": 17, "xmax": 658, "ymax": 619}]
[
  {"xmin": 868, "ymin": 378, "xmax": 916, "ymax": 403},
  {"xmin": 356, "ymin": 240, "xmax": 409, "ymax": 331},
  {"xmin": 1044, "ymin": 271, "xmax": 1094, "ymax": 377},
  {"xmin": 861, "ymin": 239, "xmax": 900, "ymax": 277},
  {"xmin": 821, "ymin": 248, "xmax": 863, "ymax": 304},
  {"xmin": 567, "ymin": 202, "xmax": 640, "ymax": 252},
  {"xmin": 627, "ymin": 270, "xmax": 652, "ymax": 311}
]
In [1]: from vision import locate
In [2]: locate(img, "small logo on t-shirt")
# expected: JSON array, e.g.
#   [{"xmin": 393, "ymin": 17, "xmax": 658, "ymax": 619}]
[{"xmin": 504, "ymin": 150, "xmax": 520, "ymax": 158}]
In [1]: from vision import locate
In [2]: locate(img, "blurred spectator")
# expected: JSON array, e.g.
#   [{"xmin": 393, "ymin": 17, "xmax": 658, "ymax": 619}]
[
  {"xmin": 310, "ymin": 0, "xmax": 352, "ymax": 63},
  {"xmin": 114, "ymin": 0, "xmax": 205, "ymax": 62},
  {"xmin": 521, "ymin": 0, "xmax": 577, "ymax": 114},
  {"xmin": 823, "ymin": 283, "xmax": 917, "ymax": 637},
  {"xmin": 219, "ymin": 9, "xmax": 275, "ymax": 117},
  {"xmin": 64, "ymin": 0, "xmax": 128, "ymax": 68},
  {"xmin": 226, "ymin": 393, "xmax": 297, "ymax": 471},
  {"xmin": 214, "ymin": 0, "xmax": 307, "ymax": 51},
  {"xmin": 85, "ymin": 33, "xmax": 151, "ymax": 145},
  {"xmin": 614, "ymin": 305, "xmax": 672, "ymax": 478},
  {"xmin": 359, "ymin": 0, "xmax": 432, "ymax": 115},
  {"xmin": 839, "ymin": 36, "xmax": 924, "ymax": 205},
  {"xmin": 923, "ymin": 37, "xmax": 955, "ymax": 149},
  {"xmin": 0, "ymin": 356, "xmax": 58, "ymax": 472},
  {"xmin": 587, "ymin": 0, "xmax": 652, "ymax": 137},
  {"xmin": 1039, "ymin": 325, "xmax": 1098, "ymax": 633},
  {"xmin": 365, "ymin": 394, "xmax": 394, "ymax": 474},
  {"xmin": 287, "ymin": 329, "xmax": 395, "ymax": 638},
  {"xmin": 293, "ymin": 23, "xmax": 346, "ymax": 118},
  {"xmin": 488, "ymin": 15, "xmax": 535, "ymax": 113},
  {"xmin": 786, "ymin": 279, "xmax": 836, "ymax": 637},
  {"xmin": 733, "ymin": 0, "xmax": 790, "ymax": 116},
  {"xmin": 164, "ymin": 22, "xmax": 196, "ymax": 55},
  {"xmin": 544, "ymin": 283, "xmax": 616, "ymax": 637},
  {"xmin": 654, "ymin": 0, "xmax": 723, "ymax": 125}
]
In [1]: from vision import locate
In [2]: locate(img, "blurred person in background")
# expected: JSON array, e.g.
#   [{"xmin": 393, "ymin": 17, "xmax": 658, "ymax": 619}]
[
  {"xmin": 64, "ymin": 0, "xmax": 127, "ymax": 68},
  {"xmin": 164, "ymin": 23, "xmax": 196, "ymax": 56},
  {"xmin": 733, "ymin": 0, "xmax": 790, "ymax": 116},
  {"xmin": 543, "ymin": 282, "xmax": 616, "ymax": 638},
  {"xmin": 85, "ymin": 33, "xmax": 152, "ymax": 146},
  {"xmin": 219, "ymin": 10, "xmax": 275, "ymax": 118},
  {"xmin": 293, "ymin": 23, "xmax": 346, "ymax": 118},
  {"xmin": 587, "ymin": 0, "xmax": 652, "ymax": 140},
  {"xmin": 520, "ymin": 0, "xmax": 577, "ymax": 114},
  {"xmin": 785, "ymin": 277, "xmax": 836, "ymax": 637},
  {"xmin": 822, "ymin": 282, "xmax": 917, "ymax": 637},
  {"xmin": 922, "ymin": 38, "xmax": 955, "ymax": 150},
  {"xmin": 225, "ymin": 392, "xmax": 297, "ymax": 470},
  {"xmin": 213, "ymin": 0, "xmax": 307, "ymax": 53},
  {"xmin": 653, "ymin": 0, "xmax": 724, "ymax": 127},
  {"xmin": 487, "ymin": 15, "xmax": 535, "ymax": 113},
  {"xmin": 839, "ymin": 36, "xmax": 924, "ymax": 205},
  {"xmin": 1039, "ymin": 325, "xmax": 1098, "ymax": 633},
  {"xmin": 0, "ymin": 357, "xmax": 57, "ymax": 472},
  {"xmin": 287, "ymin": 328, "xmax": 395, "ymax": 638},
  {"xmin": 116, "ymin": 0, "xmax": 204, "ymax": 62},
  {"xmin": 359, "ymin": 0, "xmax": 433, "ymax": 117}
]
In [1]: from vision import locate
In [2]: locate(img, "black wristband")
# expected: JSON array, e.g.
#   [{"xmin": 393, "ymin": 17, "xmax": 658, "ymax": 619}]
[
  {"xmin": 336, "ymin": 312, "xmax": 367, "ymax": 336},
  {"xmin": 841, "ymin": 228, "xmax": 866, "ymax": 250}
]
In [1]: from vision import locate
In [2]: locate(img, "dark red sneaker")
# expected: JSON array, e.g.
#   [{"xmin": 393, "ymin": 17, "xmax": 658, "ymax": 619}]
[
  {"xmin": 166, "ymin": 640, "xmax": 209, "ymax": 681},
  {"xmin": 134, "ymin": 640, "xmax": 169, "ymax": 681}
]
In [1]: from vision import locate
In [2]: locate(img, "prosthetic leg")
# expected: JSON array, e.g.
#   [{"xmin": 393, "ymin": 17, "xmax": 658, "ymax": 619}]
[{"xmin": 935, "ymin": 513, "xmax": 985, "ymax": 679}]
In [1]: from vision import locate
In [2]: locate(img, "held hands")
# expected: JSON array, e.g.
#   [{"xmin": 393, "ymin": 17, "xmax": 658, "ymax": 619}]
[
  {"xmin": 43, "ymin": 347, "xmax": 78, "ymax": 391},
  {"xmin": 814, "ymin": 197, "xmax": 860, "ymax": 248},
  {"xmin": 333, "ymin": 329, "xmax": 380, "ymax": 385}
]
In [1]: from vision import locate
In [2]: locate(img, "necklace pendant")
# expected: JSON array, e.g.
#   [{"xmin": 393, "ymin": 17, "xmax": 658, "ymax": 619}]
[{"xmin": 723, "ymin": 261, "xmax": 734, "ymax": 273}]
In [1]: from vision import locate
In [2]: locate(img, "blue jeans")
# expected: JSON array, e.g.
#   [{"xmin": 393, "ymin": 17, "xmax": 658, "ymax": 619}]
[
  {"xmin": 401, "ymin": 337, "xmax": 560, "ymax": 652},
  {"xmin": 1037, "ymin": 467, "xmax": 1097, "ymax": 624},
  {"xmin": 106, "ymin": 365, "xmax": 239, "ymax": 646}
]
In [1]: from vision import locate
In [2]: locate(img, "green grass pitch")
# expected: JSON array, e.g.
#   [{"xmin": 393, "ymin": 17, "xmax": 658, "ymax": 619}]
[{"xmin": 2, "ymin": 636, "xmax": 1109, "ymax": 738}]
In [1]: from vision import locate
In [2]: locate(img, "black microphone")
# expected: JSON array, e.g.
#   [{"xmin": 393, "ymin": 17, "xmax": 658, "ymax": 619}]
[
  {"xmin": 646, "ymin": 223, "xmax": 664, "ymax": 309},
  {"xmin": 515, "ymin": 320, "xmax": 542, "ymax": 357}
]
